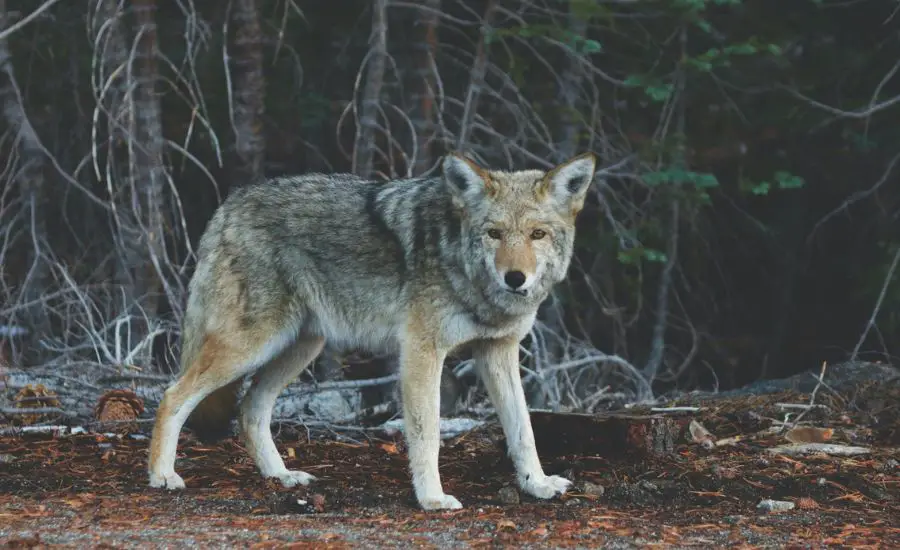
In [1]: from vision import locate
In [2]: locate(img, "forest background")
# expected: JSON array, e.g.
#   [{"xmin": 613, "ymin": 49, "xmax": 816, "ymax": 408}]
[{"xmin": 1, "ymin": 0, "xmax": 898, "ymax": 414}]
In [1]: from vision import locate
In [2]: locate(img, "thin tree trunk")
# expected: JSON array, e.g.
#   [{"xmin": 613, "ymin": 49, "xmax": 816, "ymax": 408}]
[
  {"xmin": 123, "ymin": 0, "xmax": 166, "ymax": 364},
  {"xmin": 0, "ymin": 0, "xmax": 51, "ymax": 362},
  {"xmin": 456, "ymin": 0, "xmax": 495, "ymax": 151},
  {"xmin": 92, "ymin": 0, "xmax": 131, "ymax": 292},
  {"xmin": 228, "ymin": 0, "xmax": 266, "ymax": 187},
  {"xmin": 555, "ymin": 6, "xmax": 587, "ymax": 162},
  {"xmin": 410, "ymin": 0, "xmax": 440, "ymax": 176},
  {"xmin": 534, "ymin": 4, "xmax": 587, "ymax": 408},
  {"xmin": 352, "ymin": 0, "xmax": 388, "ymax": 178}
]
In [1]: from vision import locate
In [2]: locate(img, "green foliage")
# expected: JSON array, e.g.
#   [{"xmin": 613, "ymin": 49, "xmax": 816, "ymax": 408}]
[
  {"xmin": 485, "ymin": 24, "xmax": 601, "ymax": 55},
  {"xmin": 738, "ymin": 171, "xmax": 806, "ymax": 196},
  {"xmin": 644, "ymin": 167, "xmax": 719, "ymax": 189},
  {"xmin": 683, "ymin": 39, "xmax": 784, "ymax": 72},
  {"xmin": 617, "ymin": 246, "xmax": 669, "ymax": 266},
  {"xmin": 623, "ymin": 75, "xmax": 674, "ymax": 102},
  {"xmin": 569, "ymin": 0, "xmax": 614, "ymax": 22}
]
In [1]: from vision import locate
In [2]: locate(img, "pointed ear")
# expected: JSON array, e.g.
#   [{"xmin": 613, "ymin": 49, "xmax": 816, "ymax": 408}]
[
  {"xmin": 442, "ymin": 153, "xmax": 489, "ymax": 199},
  {"xmin": 544, "ymin": 152, "xmax": 596, "ymax": 209}
]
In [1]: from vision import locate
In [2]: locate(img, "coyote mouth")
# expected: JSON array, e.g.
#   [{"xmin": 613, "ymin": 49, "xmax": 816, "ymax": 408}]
[{"xmin": 505, "ymin": 288, "xmax": 528, "ymax": 297}]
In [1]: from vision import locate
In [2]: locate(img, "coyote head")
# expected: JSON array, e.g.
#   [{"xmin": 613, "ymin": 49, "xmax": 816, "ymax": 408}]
[{"xmin": 442, "ymin": 152, "xmax": 597, "ymax": 314}]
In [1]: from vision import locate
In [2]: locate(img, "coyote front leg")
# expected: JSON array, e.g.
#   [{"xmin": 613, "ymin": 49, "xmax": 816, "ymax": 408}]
[
  {"xmin": 399, "ymin": 324, "xmax": 461, "ymax": 511},
  {"xmin": 474, "ymin": 338, "xmax": 572, "ymax": 500}
]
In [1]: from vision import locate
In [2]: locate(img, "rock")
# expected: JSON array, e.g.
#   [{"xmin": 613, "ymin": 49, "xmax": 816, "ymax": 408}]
[
  {"xmin": 497, "ymin": 485, "xmax": 520, "ymax": 505},
  {"xmin": 582, "ymin": 481, "xmax": 605, "ymax": 498},
  {"xmin": 757, "ymin": 499, "xmax": 795, "ymax": 513},
  {"xmin": 307, "ymin": 390, "xmax": 355, "ymax": 422}
]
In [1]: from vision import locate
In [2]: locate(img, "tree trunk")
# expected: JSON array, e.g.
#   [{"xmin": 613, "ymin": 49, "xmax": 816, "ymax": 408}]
[
  {"xmin": 352, "ymin": 0, "xmax": 388, "ymax": 178},
  {"xmin": 555, "ymin": 7, "xmax": 587, "ymax": 162},
  {"xmin": 409, "ymin": 0, "xmax": 440, "ymax": 176},
  {"xmin": 91, "ymin": 0, "xmax": 131, "ymax": 291},
  {"xmin": 532, "ymin": 4, "xmax": 588, "ymax": 408},
  {"xmin": 456, "ymin": 0, "xmax": 495, "ymax": 151},
  {"xmin": 0, "ymin": 0, "xmax": 51, "ymax": 363},
  {"xmin": 122, "ymin": 0, "xmax": 167, "ymax": 366},
  {"xmin": 228, "ymin": 0, "xmax": 266, "ymax": 188}
]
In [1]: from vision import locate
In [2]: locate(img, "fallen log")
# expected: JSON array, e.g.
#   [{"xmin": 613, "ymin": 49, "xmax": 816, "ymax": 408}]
[{"xmin": 530, "ymin": 410, "xmax": 694, "ymax": 458}]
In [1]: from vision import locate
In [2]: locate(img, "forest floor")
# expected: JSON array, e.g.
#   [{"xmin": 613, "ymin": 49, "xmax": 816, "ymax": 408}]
[{"xmin": 1, "ymin": 364, "xmax": 899, "ymax": 548}]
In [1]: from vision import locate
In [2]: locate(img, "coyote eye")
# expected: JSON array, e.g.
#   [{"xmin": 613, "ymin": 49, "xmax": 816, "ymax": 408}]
[
  {"xmin": 487, "ymin": 228, "xmax": 503, "ymax": 240},
  {"xmin": 530, "ymin": 229, "xmax": 547, "ymax": 240}
]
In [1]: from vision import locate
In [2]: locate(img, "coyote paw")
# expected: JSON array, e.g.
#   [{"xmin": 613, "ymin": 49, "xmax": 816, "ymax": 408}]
[
  {"xmin": 418, "ymin": 493, "xmax": 463, "ymax": 511},
  {"xmin": 271, "ymin": 470, "xmax": 316, "ymax": 488},
  {"xmin": 521, "ymin": 473, "xmax": 572, "ymax": 500},
  {"xmin": 149, "ymin": 472, "xmax": 186, "ymax": 490}
]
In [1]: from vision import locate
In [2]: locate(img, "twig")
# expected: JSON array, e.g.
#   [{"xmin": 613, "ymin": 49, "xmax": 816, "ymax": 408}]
[
  {"xmin": 851, "ymin": 243, "xmax": 900, "ymax": 361},
  {"xmin": 0, "ymin": 0, "xmax": 63, "ymax": 42},
  {"xmin": 650, "ymin": 406, "xmax": 700, "ymax": 413},
  {"xmin": 0, "ymin": 406, "xmax": 76, "ymax": 416},
  {"xmin": 775, "ymin": 403, "xmax": 830, "ymax": 411},
  {"xmin": 790, "ymin": 361, "xmax": 828, "ymax": 426},
  {"xmin": 767, "ymin": 443, "xmax": 871, "ymax": 457},
  {"xmin": 284, "ymin": 374, "xmax": 399, "ymax": 395},
  {"xmin": 97, "ymin": 373, "xmax": 172, "ymax": 384}
]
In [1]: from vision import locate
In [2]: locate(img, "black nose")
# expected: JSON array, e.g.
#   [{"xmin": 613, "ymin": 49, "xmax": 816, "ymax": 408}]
[{"xmin": 504, "ymin": 270, "xmax": 527, "ymax": 289}]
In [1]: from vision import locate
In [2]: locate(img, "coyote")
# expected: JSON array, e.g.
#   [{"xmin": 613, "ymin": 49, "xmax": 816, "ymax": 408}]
[{"xmin": 148, "ymin": 152, "xmax": 597, "ymax": 510}]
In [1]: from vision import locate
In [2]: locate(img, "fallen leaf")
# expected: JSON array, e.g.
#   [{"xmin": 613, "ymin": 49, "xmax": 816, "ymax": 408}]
[
  {"xmin": 379, "ymin": 442, "xmax": 399, "ymax": 455},
  {"xmin": 496, "ymin": 519, "xmax": 517, "ymax": 531}
]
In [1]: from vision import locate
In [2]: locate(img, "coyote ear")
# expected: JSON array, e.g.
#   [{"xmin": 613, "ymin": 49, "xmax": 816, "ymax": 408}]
[
  {"xmin": 544, "ymin": 152, "xmax": 596, "ymax": 209},
  {"xmin": 442, "ymin": 153, "xmax": 489, "ymax": 198}
]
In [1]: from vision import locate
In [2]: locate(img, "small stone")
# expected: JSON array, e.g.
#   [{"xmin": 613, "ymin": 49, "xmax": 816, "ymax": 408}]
[
  {"xmin": 497, "ymin": 485, "xmax": 520, "ymax": 505},
  {"xmin": 0, "ymin": 454, "xmax": 13, "ymax": 464},
  {"xmin": 880, "ymin": 458, "xmax": 899, "ymax": 472},
  {"xmin": 637, "ymin": 480, "xmax": 659, "ymax": 492},
  {"xmin": 582, "ymin": 481, "xmax": 605, "ymax": 497},
  {"xmin": 757, "ymin": 499, "xmax": 795, "ymax": 513}
]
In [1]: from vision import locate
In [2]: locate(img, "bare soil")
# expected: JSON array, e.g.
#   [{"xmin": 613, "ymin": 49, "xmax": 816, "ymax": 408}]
[{"xmin": 1, "ymin": 381, "xmax": 899, "ymax": 548}]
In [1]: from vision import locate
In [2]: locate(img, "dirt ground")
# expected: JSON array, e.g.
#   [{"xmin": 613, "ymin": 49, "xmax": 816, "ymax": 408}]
[{"xmin": 1, "ymin": 383, "xmax": 899, "ymax": 548}]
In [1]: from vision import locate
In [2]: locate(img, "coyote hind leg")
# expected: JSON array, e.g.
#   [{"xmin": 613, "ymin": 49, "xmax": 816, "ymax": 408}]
[
  {"xmin": 240, "ymin": 334, "xmax": 325, "ymax": 487},
  {"xmin": 148, "ymin": 330, "xmax": 292, "ymax": 490}
]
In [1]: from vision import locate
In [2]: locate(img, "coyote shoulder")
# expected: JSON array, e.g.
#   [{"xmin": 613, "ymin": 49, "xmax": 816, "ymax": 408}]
[{"xmin": 148, "ymin": 152, "xmax": 597, "ymax": 510}]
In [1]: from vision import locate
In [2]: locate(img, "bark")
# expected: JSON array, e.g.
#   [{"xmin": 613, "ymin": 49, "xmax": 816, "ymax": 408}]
[
  {"xmin": 555, "ymin": 7, "xmax": 587, "ymax": 162},
  {"xmin": 456, "ymin": 0, "xmax": 495, "ymax": 150},
  {"xmin": 121, "ymin": 0, "xmax": 167, "ymax": 363},
  {"xmin": 352, "ymin": 0, "xmax": 388, "ymax": 178},
  {"xmin": 228, "ymin": 0, "xmax": 266, "ymax": 187},
  {"xmin": 409, "ymin": 0, "xmax": 440, "ymax": 176},
  {"xmin": 92, "ymin": 0, "xmax": 131, "ymax": 293},
  {"xmin": 530, "ymin": 411, "xmax": 691, "ymax": 458},
  {"xmin": 0, "ymin": 0, "xmax": 51, "ymax": 360}
]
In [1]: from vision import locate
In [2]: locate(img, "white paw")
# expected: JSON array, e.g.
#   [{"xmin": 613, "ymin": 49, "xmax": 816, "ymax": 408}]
[
  {"xmin": 521, "ymin": 473, "xmax": 572, "ymax": 499},
  {"xmin": 271, "ymin": 470, "xmax": 316, "ymax": 488},
  {"xmin": 418, "ymin": 493, "xmax": 463, "ymax": 511},
  {"xmin": 149, "ymin": 471, "xmax": 186, "ymax": 490}
]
